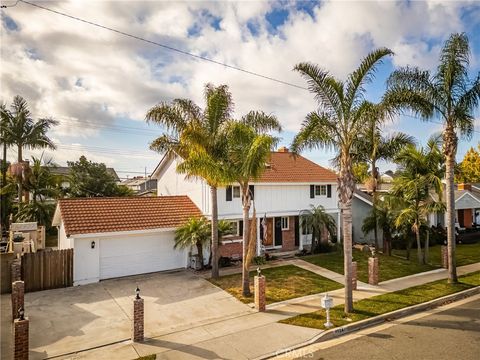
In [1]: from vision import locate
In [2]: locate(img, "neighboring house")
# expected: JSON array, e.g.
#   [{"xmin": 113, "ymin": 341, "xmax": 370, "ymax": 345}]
[
  {"xmin": 151, "ymin": 147, "xmax": 341, "ymax": 258},
  {"xmin": 52, "ymin": 196, "xmax": 201, "ymax": 285},
  {"xmin": 351, "ymin": 189, "xmax": 382, "ymax": 245},
  {"xmin": 121, "ymin": 176, "xmax": 157, "ymax": 195},
  {"xmin": 50, "ymin": 166, "xmax": 120, "ymax": 189},
  {"xmin": 430, "ymin": 183, "xmax": 480, "ymax": 229}
]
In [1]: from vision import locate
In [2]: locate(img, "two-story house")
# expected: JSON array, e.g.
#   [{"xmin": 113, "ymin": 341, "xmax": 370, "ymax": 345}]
[{"xmin": 151, "ymin": 147, "xmax": 340, "ymax": 259}]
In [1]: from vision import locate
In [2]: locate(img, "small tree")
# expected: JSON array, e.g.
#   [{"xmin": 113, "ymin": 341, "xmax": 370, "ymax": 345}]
[
  {"xmin": 174, "ymin": 217, "xmax": 210, "ymax": 269},
  {"xmin": 300, "ymin": 205, "xmax": 337, "ymax": 253},
  {"xmin": 67, "ymin": 156, "xmax": 132, "ymax": 197},
  {"xmin": 456, "ymin": 145, "xmax": 480, "ymax": 183}
]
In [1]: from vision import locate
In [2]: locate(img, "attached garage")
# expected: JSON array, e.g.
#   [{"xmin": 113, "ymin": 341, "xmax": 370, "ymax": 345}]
[{"xmin": 52, "ymin": 196, "xmax": 201, "ymax": 285}]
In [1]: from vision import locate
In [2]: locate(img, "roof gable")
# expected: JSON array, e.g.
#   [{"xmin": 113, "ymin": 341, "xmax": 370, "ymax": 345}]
[{"xmin": 54, "ymin": 196, "xmax": 201, "ymax": 236}]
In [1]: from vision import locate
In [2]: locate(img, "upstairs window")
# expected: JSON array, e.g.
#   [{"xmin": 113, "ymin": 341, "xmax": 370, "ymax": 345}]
[
  {"xmin": 233, "ymin": 186, "xmax": 241, "ymax": 198},
  {"xmin": 315, "ymin": 185, "xmax": 327, "ymax": 196}
]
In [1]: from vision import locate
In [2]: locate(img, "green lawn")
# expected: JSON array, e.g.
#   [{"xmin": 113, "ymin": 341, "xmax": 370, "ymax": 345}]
[
  {"xmin": 280, "ymin": 271, "xmax": 480, "ymax": 330},
  {"xmin": 393, "ymin": 242, "xmax": 480, "ymax": 267},
  {"xmin": 209, "ymin": 264, "xmax": 343, "ymax": 305},
  {"xmin": 303, "ymin": 248, "xmax": 438, "ymax": 283}
]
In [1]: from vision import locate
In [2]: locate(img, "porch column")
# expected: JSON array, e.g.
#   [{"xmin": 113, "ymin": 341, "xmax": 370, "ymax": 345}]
[
  {"xmin": 299, "ymin": 219, "xmax": 303, "ymax": 251},
  {"xmin": 256, "ymin": 218, "xmax": 261, "ymax": 256}
]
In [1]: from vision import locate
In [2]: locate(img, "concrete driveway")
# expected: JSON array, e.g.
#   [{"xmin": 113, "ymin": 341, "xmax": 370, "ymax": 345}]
[{"xmin": 1, "ymin": 270, "xmax": 253, "ymax": 359}]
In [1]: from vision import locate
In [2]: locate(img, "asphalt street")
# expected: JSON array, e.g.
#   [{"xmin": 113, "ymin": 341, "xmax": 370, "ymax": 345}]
[{"xmin": 305, "ymin": 297, "xmax": 480, "ymax": 360}]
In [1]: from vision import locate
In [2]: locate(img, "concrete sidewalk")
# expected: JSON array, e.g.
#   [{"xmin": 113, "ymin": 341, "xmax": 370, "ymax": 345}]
[{"xmin": 56, "ymin": 262, "xmax": 480, "ymax": 360}]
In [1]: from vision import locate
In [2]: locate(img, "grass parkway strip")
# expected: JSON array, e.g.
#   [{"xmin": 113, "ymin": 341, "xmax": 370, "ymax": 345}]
[{"xmin": 280, "ymin": 271, "xmax": 480, "ymax": 329}]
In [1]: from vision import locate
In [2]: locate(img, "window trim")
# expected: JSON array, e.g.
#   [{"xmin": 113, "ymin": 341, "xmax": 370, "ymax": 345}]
[{"xmin": 281, "ymin": 217, "xmax": 289, "ymax": 230}]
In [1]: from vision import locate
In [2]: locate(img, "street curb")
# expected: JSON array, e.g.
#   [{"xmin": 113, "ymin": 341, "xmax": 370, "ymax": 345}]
[{"xmin": 258, "ymin": 285, "xmax": 480, "ymax": 359}]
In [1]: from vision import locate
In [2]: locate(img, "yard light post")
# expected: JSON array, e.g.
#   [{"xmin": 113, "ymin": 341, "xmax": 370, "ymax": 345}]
[
  {"xmin": 18, "ymin": 306, "xmax": 24, "ymax": 321},
  {"xmin": 135, "ymin": 286, "xmax": 141, "ymax": 299},
  {"xmin": 321, "ymin": 293, "xmax": 333, "ymax": 328}
]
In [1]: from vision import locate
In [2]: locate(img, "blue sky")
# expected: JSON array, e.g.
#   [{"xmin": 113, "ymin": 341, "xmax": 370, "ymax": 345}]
[{"xmin": 1, "ymin": 0, "xmax": 479, "ymax": 179}]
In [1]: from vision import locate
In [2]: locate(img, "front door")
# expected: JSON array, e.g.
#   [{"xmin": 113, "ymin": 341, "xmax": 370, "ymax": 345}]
[{"xmin": 274, "ymin": 217, "xmax": 283, "ymax": 246}]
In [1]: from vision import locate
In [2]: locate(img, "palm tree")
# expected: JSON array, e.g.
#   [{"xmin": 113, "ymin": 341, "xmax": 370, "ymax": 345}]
[
  {"xmin": 362, "ymin": 196, "xmax": 398, "ymax": 256},
  {"xmin": 291, "ymin": 48, "xmax": 393, "ymax": 313},
  {"xmin": 174, "ymin": 217, "xmax": 210, "ymax": 269},
  {"xmin": 385, "ymin": 33, "xmax": 480, "ymax": 281},
  {"xmin": 300, "ymin": 205, "xmax": 337, "ymax": 253},
  {"xmin": 353, "ymin": 102, "xmax": 415, "ymax": 249},
  {"xmin": 2, "ymin": 96, "xmax": 57, "ymax": 203},
  {"xmin": 391, "ymin": 138, "xmax": 445, "ymax": 264},
  {"xmin": 146, "ymin": 84, "xmax": 233, "ymax": 279},
  {"xmin": 0, "ymin": 103, "xmax": 12, "ymax": 232},
  {"xmin": 225, "ymin": 120, "xmax": 280, "ymax": 297}
]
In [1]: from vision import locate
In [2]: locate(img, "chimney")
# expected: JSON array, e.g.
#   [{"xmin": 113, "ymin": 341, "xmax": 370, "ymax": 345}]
[
  {"xmin": 278, "ymin": 146, "xmax": 289, "ymax": 153},
  {"xmin": 458, "ymin": 183, "xmax": 471, "ymax": 191}
]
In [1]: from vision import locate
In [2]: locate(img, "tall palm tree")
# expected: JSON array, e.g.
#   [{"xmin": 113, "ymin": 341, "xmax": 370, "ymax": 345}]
[
  {"xmin": 300, "ymin": 205, "xmax": 337, "ymax": 253},
  {"xmin": 353, "ymin": 102, "xmax": 415, "ymax": 249},
  {"xmin": 0, "ymin": 104, "xmax": 12, "ymax": 232},
  {"xmin": 226, "ymin": 119, "xmax": 280, "ymax": 297},
  {"xmin": 391, "ymin": 138, "xmax": 445, "ymax": 264},
  {"xmin": 291, "ymin": 48, "xmax": 393, "ymax": 313},
  {"xmin": 174, "ymin": 217, "xmax": 210, "ymax": 269},
  {"xmin": 2, "ymin": 96, "xmax": 57, "ymax": 203},
  {"xmin": 146, "ymin": 84, "xmax": 232, "ymax": 279},
  {"xmin": 385, "ymin": 33, "xmax": 480, "ymax": 281}
]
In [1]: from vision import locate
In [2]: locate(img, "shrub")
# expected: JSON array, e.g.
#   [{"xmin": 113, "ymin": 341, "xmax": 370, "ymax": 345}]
[
  {"xmin": 252, "ymin": 256, "xmax": 266, "ymax": 265},
  {"xmin": 218, "ymin": 256, "xmax": 232, "ymax": 268}
]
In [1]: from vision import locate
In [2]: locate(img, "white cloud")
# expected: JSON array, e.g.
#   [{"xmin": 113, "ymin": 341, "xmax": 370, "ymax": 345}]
[{"xmin": 1, "ymin": 0, "xmax": 478, "ymax": 173}]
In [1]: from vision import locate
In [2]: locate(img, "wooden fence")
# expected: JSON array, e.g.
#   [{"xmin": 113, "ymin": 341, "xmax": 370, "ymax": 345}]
[
  {"xmin": 21, "ymin": 249, "xmax": 73, "ymax": 292},
  {"xmin": 0, "ymin": 252, "xmax": 17, "ymax": 294}
]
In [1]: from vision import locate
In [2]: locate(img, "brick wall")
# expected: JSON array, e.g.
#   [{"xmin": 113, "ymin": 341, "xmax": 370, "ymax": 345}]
[
  {"xmin": 281, "ymin": 216, "xmax": 297, "ymax": 251},
  {"xmin": 132, "ymin": 298, "xmax": 144, "ymax": 342},
  {"xmin": 11, "ymin": 281, "xmax": 24, "ymax": 319},
  {"xmin": 219, "ymin": 241, "xmax": 243, "ymax": 258},
  {"xmin": 14, "ymin": 318, "xmax": 29, "ymax": 360}
]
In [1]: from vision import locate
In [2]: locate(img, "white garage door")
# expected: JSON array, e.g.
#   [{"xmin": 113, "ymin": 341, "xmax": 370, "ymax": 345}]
[{"xmin": 99, "ymin": 231, "xmax": 186, "ymax": 280}]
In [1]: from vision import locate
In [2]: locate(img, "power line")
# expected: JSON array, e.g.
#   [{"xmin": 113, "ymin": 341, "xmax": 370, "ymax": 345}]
[
  {"xmin": 8, "ymin": 0, "xmax": 480, "ymax": 139},
  {"xmin": 16, "ymin": 0, "xmax": 308, "ymax": 91}
]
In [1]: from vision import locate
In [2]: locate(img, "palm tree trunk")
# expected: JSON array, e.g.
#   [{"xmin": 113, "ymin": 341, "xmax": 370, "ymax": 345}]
[
  {"xmin": 415, "ymin": 224, "xmax": 423, "ymax": 264},
  {"xmin": 241, "ymin": 188, "xmax": 251, "ymax": 297},
  {"xmin": 1, "ymin": 140, "xmax": 7, "ymax": 231},
  {"xmin": 444, "ymin": 131, "xmax": 458, "ymax": 282},
  {"xmin": 339, "ymin": 153, "xmax": 354, "ymax": 313},
  {"xmin": 196, "ymin": 241, "xmax": 204, "ymax": 270},
  {"xmin": 424, "ymin": 230, "xmax": 429, "ymax": 264},
  {"xmin": 371, "ymin": 159, "xmax": 379, "ymax": 250},
  {"xmin": 17, "ymin": 145, "xmax": 23, "ymax": 204},
  {"xmin": 210, "ymin": 186, "xmax": 219, "ymax": 279}
]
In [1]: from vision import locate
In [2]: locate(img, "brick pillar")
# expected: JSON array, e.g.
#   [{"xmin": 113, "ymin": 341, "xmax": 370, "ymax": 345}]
[
  {"xmin": 441, "ymin": 245, "xmax": 449, "ymax": 269},
  {"xmin": 11, "ymin": 281, "xmax": 25, "ymax": 320},
  {"xmin": 14, "ymin": 317, "xmax": 29, "ymax": 360},
  {"xmin": 132, "ymin": 297, "xmax": 144, "ymax": 342},
  {"xmin": 368, "ymin": 257, "xmax": 379, "ymax": 285},
  {"xmin": 351, "ymin": 261, "xmax": 357, "ymax": 290},
  {"xmin": 254, "ymin": 275, "xmax": 266, "ymax": 312},
  {"xmin": 11, "ymin": 259, "xmax": 22, "ymax": 282}
]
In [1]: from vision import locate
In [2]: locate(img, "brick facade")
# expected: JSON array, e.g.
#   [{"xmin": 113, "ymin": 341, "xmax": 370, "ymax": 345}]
[
  {"xmin": 281, "ymin": 216, "xmax": 297, "ymax": 251},
  {"xmin": 12, "ymin": 281, "xmax": 25, "ymax": 320},
  {"xmin": 132, "ymin": 298, "xmax": 144, "ymax": 342},
  {"xmin": 14, "ymin": 317, "xmax": 29, "ymax": 360},
  {"xmin": 254, "ymin": 275, "xmax": 266, "ymax": 312},
  {"xmin": 368, "ymin": 257, "xmax": 379, "ymax": 285},
  {"xmin": 219, "ymin": 241, "xmax": 243, "ymax": 258}
]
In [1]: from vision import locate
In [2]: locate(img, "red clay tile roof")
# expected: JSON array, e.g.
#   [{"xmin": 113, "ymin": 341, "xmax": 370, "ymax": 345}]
[
  {"xmin": 57, "ymin": 196, "xmax": 201, "ymax": 236},
  {"xmin": 256, "ymin": 152, "xmax": 337, "ymax": 183}
]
